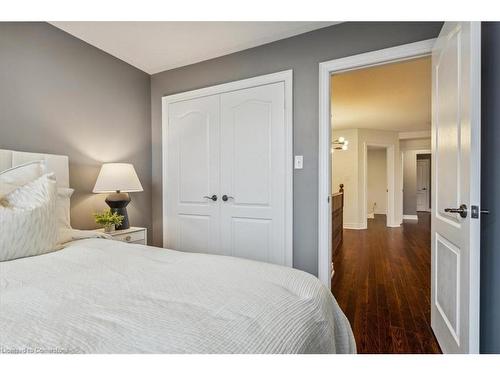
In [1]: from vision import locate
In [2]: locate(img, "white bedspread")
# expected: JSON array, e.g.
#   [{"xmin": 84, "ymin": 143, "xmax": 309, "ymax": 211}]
[{"xmin": 0, "ymin": 239, "xmax": 355, "ymax": 354}]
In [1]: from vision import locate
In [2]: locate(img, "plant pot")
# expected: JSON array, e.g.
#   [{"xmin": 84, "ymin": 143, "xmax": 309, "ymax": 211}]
[{"xmin": 104, "ymin": 225, "xmax": 115, "ymax": 233}]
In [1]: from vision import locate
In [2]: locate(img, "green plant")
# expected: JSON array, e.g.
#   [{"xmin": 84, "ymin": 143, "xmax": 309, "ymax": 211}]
[{"xmin": 93, "ymin": 209, "xmax": 124, "ymax": 228}]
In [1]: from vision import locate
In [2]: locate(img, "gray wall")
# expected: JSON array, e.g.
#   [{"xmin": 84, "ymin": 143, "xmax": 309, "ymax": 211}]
[
  {"xmin": 0, "ymin": 22, "xmax": 152, "ymax": 236},
  {"xmin": 151, "ymin": 22, "xmax": 443, "ymax": 275},
  {"xmin": 480, "ymin": 22, "xmax": 500, "ymax": 354}
]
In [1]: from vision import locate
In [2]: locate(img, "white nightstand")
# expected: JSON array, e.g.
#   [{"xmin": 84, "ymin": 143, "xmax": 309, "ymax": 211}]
[{"xmin": 97, "ymin": 227, "xmax": 147, "ymax": 245}]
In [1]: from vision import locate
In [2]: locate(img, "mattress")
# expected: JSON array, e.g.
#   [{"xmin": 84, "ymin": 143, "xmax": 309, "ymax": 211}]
[{"xmin": 0, "ymin": 238, "xmax": 355, "ymax": 354}]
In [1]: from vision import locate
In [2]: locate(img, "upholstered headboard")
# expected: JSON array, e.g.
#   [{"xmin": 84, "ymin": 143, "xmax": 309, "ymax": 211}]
[{"xmin": 0, "ymin": 149, "xmax": 70, "ymax": 188}]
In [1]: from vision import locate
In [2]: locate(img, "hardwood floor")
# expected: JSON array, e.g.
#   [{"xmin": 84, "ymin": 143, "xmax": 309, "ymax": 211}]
[{"xmin": 331, "ymin": 212, "xmax": 442, "ymax": 354}]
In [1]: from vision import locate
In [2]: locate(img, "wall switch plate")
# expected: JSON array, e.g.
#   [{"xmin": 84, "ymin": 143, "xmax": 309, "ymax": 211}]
[{"xmin": 294, "ymin": 155, "xmax": 303, "ymax": 169}]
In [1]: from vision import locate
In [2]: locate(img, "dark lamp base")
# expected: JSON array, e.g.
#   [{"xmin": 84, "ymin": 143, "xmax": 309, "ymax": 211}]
[{"xmin": 105, "ymin": 192, "xmax": 131, "ymax": 230}]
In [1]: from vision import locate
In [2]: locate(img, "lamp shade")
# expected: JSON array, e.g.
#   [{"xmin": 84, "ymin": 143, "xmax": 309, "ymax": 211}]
[{"xmin": 93, "ymin": 163, "xmax": 143, "ymax": 193}]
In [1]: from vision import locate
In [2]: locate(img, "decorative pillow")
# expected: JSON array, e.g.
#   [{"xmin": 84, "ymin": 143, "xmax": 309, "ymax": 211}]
[
  {"xmin": 57, "ymin": 187, "xmax": 74, "ymax": 229},
  {"xmin": 0, "ymin": 160, "xmax": 47, "ymax": 198},
  {"xmin": 0, "ymin": 173, "xmax": 59, "ymax": 261}
]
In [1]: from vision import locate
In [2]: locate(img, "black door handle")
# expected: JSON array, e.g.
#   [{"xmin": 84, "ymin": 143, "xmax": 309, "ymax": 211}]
[
  {"xmin": 444, "ymin": 204, "xmax": 467, "ymax": 218},
  {"xmin": 203, "ymin": 195, "xmax": 217, "ymax": 201},
  {"xmin": 222, "ymin": 195, "xmax": 234, "ymax": 202}
]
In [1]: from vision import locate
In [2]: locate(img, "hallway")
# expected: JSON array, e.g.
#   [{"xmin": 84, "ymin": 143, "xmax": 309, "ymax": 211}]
[{"xmin": 331, "ymin": 213, "xmax": 441, "ymax": 353}]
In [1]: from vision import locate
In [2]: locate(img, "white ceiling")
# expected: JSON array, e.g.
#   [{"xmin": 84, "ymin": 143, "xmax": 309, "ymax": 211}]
[
  {"xmin": 331, "ymin": 56, "xmax": 431, "ymax": 132},
  {"xmin": 50, "ymin": 21, "xmax": 338, "ymax": 74}
]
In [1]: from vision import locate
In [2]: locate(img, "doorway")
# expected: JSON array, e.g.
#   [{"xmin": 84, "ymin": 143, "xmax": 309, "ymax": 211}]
[
  {"xmin": 416, "ymin": 154, "xmax": 431, "ymax": 212},
  {"xmin": 322, "ymin": 40, "xmax": 439, "ymax": 353},
  {"xmin": 318, "ymin": 39, "xmax": 436, "ymax": 286}
]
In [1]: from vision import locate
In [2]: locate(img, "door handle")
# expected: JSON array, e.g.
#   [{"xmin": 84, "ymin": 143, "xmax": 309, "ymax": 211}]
[
  {"xmin": 222, "ymin": 195, "xmax": 234, "ymax": 202},
  {"xmin": 444, "ymin": 204, "xmax": 467, "ymax": 218},
  {"xmin": 203, "ymin": 194, "xmax": 217, "ymax": 201}
]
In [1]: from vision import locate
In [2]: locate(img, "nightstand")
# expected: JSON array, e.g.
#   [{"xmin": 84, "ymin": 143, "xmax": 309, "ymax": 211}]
[{"xmin": 97, "ymin": 227, "xmax": 147, "ymax": 245}]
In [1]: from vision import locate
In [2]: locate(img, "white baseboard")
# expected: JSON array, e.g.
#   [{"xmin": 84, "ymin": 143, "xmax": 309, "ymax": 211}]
[
  {"xmin": 403, "ymin": 214, "xmax": 418, "ymax": 221},
  {"xmin": 387, "ymin": 223, "xmax": 401, "ymax": 227},
  {"xmin": 343, "ymin": 223, "xmax": 367, "ymax": 230}
]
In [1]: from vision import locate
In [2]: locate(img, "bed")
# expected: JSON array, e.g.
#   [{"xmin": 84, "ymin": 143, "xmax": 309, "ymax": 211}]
[{"xmin": 0, "ymin": 150, "xmax": 355, "ymax": 354}]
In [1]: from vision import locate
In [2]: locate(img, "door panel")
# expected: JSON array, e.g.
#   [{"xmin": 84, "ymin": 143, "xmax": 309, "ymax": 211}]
[
  {"xmin": 220, "ymin": 83, "xmax": 286, "ymax": 264},
  {"xmin": 435, "ymin": 33, "xmax": 461, "ymax": 225},
  {"xmin": 435, "ymin": 234, "xmax": 460, "ymax": 341},
  {"xmin": 178, "ymin": 111, "xmax": 211, "ymax": 203},
  {"xmin": 165, "ymin": 95, "xmax": 221, "ymax": 255},
  {"xmin": 431, "ymin": 22, "xmax": 481, "ymax": 354},
  {"xmin": 231, "ymin": 101, "xmax": 271, "ymax": 205},
  {"xmin": 231, "ymin": 217, "xmax": 272, "ymax": 262}
]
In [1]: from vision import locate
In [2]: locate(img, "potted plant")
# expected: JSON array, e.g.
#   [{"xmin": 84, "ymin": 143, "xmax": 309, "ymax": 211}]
[{"xmin": 93, "ymin": 209, "xmax": 124, "ymax": 232}]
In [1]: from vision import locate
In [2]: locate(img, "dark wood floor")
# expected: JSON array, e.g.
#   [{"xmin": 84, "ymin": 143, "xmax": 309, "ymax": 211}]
[{"xmin": 332, "ymin": 212, "xmax": 442, "ymax": 354}]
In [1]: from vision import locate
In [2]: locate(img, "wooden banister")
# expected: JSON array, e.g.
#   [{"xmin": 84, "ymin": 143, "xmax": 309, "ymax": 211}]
[{"xmin": 331, "ymin": 184, "xmax": 344, "ymax": 278}]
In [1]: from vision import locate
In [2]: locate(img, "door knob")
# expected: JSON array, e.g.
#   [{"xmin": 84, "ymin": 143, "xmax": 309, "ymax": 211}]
[
  {"xmin": 444, "ymin": 204, "xmax": 467, "ymax": 218},
  {"xmin": 222, "ymin": 195, "xmax": 234, "ymax": 202},
  {"xmin": 203, "ymin": 194, "xmax": 217, "ymax": 201}
]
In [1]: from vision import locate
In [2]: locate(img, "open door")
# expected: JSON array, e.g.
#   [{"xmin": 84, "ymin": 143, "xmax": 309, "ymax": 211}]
[{"xmin": 431, "ymin": 22, "xmax": 481, "ymax": 353}]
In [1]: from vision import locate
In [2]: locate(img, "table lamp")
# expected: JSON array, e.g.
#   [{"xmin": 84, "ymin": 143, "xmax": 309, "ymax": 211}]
[{"xmin": 93, "ymin": 163, "xmax": 143, "ymax": 230}]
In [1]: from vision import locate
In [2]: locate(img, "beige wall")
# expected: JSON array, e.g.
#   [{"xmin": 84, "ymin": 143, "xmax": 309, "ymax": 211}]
[
  {"xmin": 367, "ymin": 148, "xmax": 387, "ymax": 215},
  {"xmin": 332, "ymin": 129, "xmax": 359, "ymax": 227},
  {"xmin": 400, "ymin": 138, "xmax": 431, "ymax": 151}
]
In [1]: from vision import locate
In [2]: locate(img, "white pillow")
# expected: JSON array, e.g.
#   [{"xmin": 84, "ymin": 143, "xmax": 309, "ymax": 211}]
[
  {"xmin": 0, "ymin": 160, "xmax": 47, "ymax": 198},
  {"xmin": 57, "ymin": 187, "xmax": 74, "ymax": 229},
  {"xmin": 0, "ymin": 173, "xmax": 59, "ymax": 261}
]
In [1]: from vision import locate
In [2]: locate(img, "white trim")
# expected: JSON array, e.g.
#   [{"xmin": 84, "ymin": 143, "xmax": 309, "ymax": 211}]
[
  {"xmin": 398, "ymin": 130, "xmax": 432, "ymax": 140},
  {"xmin": 403, "ymin": 214, "xmax": 419, "ymax": 221},
  {"xmin": 162, "ymin": 70, "xmax": 294, "ymax": 267},
  {"xmin": 318, "ymin": 38, "xmax": 436, "ymax": 287},
  {"xmin": 343, "ymin": 223, "xmax": 367, "ymax": 230}
]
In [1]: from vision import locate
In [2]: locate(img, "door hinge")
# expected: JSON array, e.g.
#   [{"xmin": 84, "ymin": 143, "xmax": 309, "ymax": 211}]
[{"xmin": 327, "ymin": 196, "xmax": 330, "ymax": 203}]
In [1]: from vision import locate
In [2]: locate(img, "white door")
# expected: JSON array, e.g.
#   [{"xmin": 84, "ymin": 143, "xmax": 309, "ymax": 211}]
[
  {"xmin": 416, "ymin": 158, "xmax": 430, "ymax": 211},
  {"xmin": 165, "ymin": 95, "xmax": 223, "ymax": 255},
  {"xmin": 431, "ymin": 22, "xmax": 481, "ymax": 354},
  {"xmin": 220, "ymin": 83, "xmax": 287, "ymax": 265}
]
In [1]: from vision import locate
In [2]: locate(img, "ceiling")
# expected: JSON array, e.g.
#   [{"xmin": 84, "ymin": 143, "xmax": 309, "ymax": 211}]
[
  {"xmin": 331, "ymin": 56, "xmax": 431, "ymax": 132},
  {"xmin": 50, "ymin": 21, "xmax": 337, "ymax": 74}
]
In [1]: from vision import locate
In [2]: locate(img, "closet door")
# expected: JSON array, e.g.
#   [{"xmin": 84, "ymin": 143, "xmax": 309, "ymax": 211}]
[
  {"xmin": 165, "ymin": 95, "xmax": 222, "ymax": 255},
  {"xmin": 220, "ymin": 82, "xmax": 286, "ymax": 264}
]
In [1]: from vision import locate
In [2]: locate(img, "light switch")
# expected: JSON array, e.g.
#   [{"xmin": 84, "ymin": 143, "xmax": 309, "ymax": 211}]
[{"xmin": 294, "ymin": 155, "xmax": 303, "ymax": 169}]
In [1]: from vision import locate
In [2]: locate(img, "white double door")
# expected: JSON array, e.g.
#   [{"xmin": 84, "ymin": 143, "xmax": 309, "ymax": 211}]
[{"xmin": 165, "ymin": 82, "xmax": 288, "ymax": 265}]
